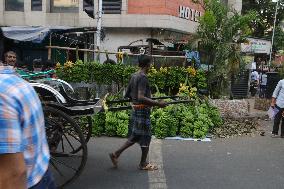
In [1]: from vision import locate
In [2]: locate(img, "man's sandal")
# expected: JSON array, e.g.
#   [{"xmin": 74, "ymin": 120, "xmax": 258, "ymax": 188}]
[
  {"xmin": 109, "ymin": 153, "xmax": 118, "ymax": 168},
  {"xmin": 139, "ymin": 163, "xmax": 158, "ymax": 171}
]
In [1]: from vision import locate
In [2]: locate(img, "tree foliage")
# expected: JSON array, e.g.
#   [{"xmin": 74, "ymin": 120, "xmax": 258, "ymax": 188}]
[
  {"xmin": 192, "ymin": 0, "xmax": 257, "ymax": 98},
  {"xmin": 274, "ymin": 26, "xmax": 284, "ymax": 51},
  {"xmin": 242, "ymin": 0, "xmax": 284, "ymax": 37}
]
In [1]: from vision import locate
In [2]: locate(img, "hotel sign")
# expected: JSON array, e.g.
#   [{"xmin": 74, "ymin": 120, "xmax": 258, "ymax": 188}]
[{"xmin": 179, "ymin": 5, "xmax": 202, "ymax": 22}]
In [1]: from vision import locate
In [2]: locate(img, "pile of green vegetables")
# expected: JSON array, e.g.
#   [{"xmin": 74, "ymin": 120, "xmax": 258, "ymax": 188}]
[
  {"xmin": 87, "ymin": 100, "xmax": 222, "ymax": 139},
  {"xmin": 151, "ymin": 102, "xmax": 222, "ymax": 139}
]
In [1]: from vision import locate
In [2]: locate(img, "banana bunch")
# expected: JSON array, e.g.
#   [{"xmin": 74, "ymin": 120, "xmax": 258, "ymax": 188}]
[
  {"xmin": 116, "ymin": 51, "xmax": 124, "ymax": 63},
  {"xmin": 186, "ymin": 66, "xmax": 196, "ymax": 77},
  {"xmin": 154, "ymin": 111, "xmax": 178, "ymax": 139},
  {"xmin": 63, "ymin": 61, "xmax": 74, "ymax": 69},
  {"xmin": 102, "ymin": 93, "xmax": 109, "ymax": 111}
]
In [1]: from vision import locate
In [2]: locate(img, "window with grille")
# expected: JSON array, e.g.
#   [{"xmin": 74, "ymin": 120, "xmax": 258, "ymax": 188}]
[
  {"xmin": 103, "ymin": 0, "xmax": 122, "ymax": 14},
  {"xmin": 31, "ymin": 0, "xmax": 42, "ymax": 11},
  {"xmin": 5, "ymin": 0, "xmax": 24, "ymax": 11}
]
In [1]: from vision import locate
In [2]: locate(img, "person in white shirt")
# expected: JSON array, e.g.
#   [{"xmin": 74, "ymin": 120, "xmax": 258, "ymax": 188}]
[
  {"xmin": 271, "ymin": 79, "xmax": 284, "ymax": 137},
  {"xmin": 251, "ymin": 70, "xmax": 260, "ymax": 85},
  {"xmin": 250, "ymin": 69, "xmax": 260, "ymax": 96},
  {"xmin": 259, "ymin": 71, "xmax": 267, "ymax": 98}
]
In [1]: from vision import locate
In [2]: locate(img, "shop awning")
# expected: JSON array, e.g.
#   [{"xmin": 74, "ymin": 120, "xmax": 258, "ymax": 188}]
[{"xmin": 1, "ymin": 26, "xmax": 73, "ymax": 43}]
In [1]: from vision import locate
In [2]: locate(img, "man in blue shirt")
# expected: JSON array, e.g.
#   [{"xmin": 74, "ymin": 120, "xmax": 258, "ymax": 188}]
[{"xmin": 0, "ymin": 65, "xmax": 55, "ymax": 188}]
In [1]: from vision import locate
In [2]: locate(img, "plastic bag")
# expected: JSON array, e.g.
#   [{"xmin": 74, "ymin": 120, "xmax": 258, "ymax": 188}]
[{"xmin": 267, "ymin": 107, "xmax": 279, "ymax": 120}]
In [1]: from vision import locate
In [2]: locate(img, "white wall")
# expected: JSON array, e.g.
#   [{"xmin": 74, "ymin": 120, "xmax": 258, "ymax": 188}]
[
  {"xmin": 99, "ymin": 28, "xmax": 189, "ymax": 63},
  {"xmin": 0, "ymin": 0, "xmax": 3, "ymax": 24},
  {"xmin": 100, "ymin": 28, "xmax": 151, "ymax": 62}
]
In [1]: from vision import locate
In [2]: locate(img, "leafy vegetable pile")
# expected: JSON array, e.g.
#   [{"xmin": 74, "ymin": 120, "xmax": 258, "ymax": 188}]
[
  {"xmin": 86, "ymin": 101, "xmax": 222, "ymax": 139},
  {"xmin": 151, "ymin": 102, "xmax": 222, "ymax": 139}
]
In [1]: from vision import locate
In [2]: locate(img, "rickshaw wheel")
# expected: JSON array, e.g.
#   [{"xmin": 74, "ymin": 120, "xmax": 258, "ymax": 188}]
[{"xmin": 43, "ymin": 106, "xmax": 88, "ymax": 188}]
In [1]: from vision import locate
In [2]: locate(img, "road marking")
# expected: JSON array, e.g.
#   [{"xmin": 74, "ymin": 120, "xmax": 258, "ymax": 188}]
[{"xmin": 148, "ymin": 139, "xmax": 167, "ymax": 189}]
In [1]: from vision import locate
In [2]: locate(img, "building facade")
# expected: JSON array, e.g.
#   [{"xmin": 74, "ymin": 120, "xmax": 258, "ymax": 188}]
[{"xmin": 0, "ymin": 0, "xmax": 242, "ymax": 62}]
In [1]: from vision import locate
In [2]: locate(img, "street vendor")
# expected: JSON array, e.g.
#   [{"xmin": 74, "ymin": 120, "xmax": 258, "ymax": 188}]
[
  {"xmin": 3, "ymin": 51, "xmax": 28, "ymax": 75},
  {"xmin": 109, "ymin": 55, "xmax": 167, "ymax": 171},
  {"xmin": 3, "ymin": 50, "xmax": 17, "ymax": 67}
]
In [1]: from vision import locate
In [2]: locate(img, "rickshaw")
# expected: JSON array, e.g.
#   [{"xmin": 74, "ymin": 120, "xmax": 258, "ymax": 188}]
[{"xmin": 19, "ymin": 69, "xmax": 102, "ymax": 188}]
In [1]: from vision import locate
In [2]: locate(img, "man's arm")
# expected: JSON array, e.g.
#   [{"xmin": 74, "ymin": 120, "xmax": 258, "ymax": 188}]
[{"xmin": 0, "ymin": 153, "xmax": 27, "ymax": 189}]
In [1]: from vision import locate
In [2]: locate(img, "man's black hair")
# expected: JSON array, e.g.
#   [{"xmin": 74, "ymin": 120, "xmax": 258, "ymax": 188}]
[
  {"xmin": 4, "ymin": 51, "xmax": 16, "ymax": 57},
  {"xmin": 138, "ymin": 55, "xmax": 152, "ymax": 68}
]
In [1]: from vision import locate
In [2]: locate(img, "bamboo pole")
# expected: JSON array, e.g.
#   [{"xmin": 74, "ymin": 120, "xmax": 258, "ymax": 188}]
[
  {"xmin": 46, "ymin": 46, "xmax": 186, "ymax": 59},
  {"xmin": 47, "ymin": 34, "xmax": 52, "ymax": 60}
]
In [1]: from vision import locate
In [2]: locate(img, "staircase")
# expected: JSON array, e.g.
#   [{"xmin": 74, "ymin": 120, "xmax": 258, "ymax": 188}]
[{"xmin": 231, "ymin": 70, "xmax": 250, "ymax": 99}]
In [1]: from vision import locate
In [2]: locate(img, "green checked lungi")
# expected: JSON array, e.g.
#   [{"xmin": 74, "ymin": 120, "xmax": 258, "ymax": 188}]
[{"xmin": 128, "ymin": 108, "xmax": 152, "ymax": 147}]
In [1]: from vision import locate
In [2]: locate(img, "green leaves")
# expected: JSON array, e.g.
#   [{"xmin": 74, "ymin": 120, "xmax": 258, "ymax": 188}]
[
  {"xmin": 194, "ymin": 0, "xmax": 258, "ymax": 98},
  {"xmin": 91, "ymin": 113, "xmax": 106, "ymax": 136},
  {"xmin": 151, "ymin": 102, "xmax": 222, "ymax": 139},
  {"xmin": 199, "ymin": 10, "xmax": 217, "ymax": 34},
  {"xmin": 105, "ymin": 111, "xmax": 129, "ymax": 137},
  {"xmin": 148, "ymin": 66, "xmax": 207, "ymax": 95},
  {"xmin": 56, "ymin": 61, "xmax": 207, "ymax": 96},
  {"xmin": 242, "ymin": 0, "xmax": 284, "ymax": 37},
  {"xmin": 153, "ymin": 110, "xmax": 179, "ymax": 139},
  {"xmin": 56, "ymin": 61, "xmax": 137, "ymax": 87},
  {"xmin": 195, "ymin": 70, "xmax": 207, "ymax": 89},
  {"xmin": 274, "ymin": 26, "xmax": 284, "ymax": 51},
  {"xmin": 105, "ymin": 112, "xmax": 118, "ymax": 136},
  {"xmin": 180, "ymin": 110, "xmax": 195, "ymax": 138},
  {"xmin": 89, "ymin": 101, "xmax": 222, "ymax": 139}
]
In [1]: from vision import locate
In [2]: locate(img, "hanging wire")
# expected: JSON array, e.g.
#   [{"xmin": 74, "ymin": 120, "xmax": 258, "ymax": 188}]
[{"xmin": 53, "ymin": 33, "xmax": 95, "ymax": 49}]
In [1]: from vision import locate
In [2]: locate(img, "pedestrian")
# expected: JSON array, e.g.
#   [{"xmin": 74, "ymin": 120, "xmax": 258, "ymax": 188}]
[
  {"xmin": 0, "ymin": 64, "xmax": 56, "ymax": 188},
  {"xmin": 259, "ymin": 71, "xmax": 267, "ymax": 98},
  {"xmin": 250, "ymin": 69, "xmax": 260, "ymax": 97},
  {"xmin": 109, "ymin": 55, "xmax": 167, "ymax": 171},
  {"xmin": 271, "ymin": 79, "xmax": 284, "ymax": 138},
  {"xmin": 251, "ymin": 69, "xmax": 260, "ymax": 85}
]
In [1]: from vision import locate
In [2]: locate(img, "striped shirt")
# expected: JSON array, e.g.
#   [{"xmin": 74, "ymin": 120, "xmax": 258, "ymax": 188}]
[{"xmin": 0, "ymin": 66, "xmax": 50, "ymax": 188}]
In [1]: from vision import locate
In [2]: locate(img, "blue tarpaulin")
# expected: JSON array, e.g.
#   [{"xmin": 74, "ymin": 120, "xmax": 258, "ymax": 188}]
[
  {"xmin": 1, "ymin": 26, "xmax": 73, "ymax": 43},
  {"xmin": 185, "ymin": 50, "xmax": 201, "ymax": 68}
]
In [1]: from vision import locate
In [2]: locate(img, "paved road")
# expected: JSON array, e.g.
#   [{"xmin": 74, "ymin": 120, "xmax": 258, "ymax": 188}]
[{"xmin": 67, "ymin": 120, "xmax": 284, "ymax": 189}]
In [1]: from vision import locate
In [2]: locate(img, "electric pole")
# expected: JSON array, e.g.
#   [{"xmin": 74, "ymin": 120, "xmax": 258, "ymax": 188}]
[
  {"xmin": 268, "ymin": 0, "xmax": 279, "ymax": 69},
  {"xmin": 95, "ymin": 0, "xmax": 102, "ymax": 62}
]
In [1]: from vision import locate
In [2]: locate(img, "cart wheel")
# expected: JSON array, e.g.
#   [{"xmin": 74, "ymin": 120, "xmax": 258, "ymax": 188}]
[{"xmin": 44, "ymin": 106, "xmax": 88, "ymax": 189}]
